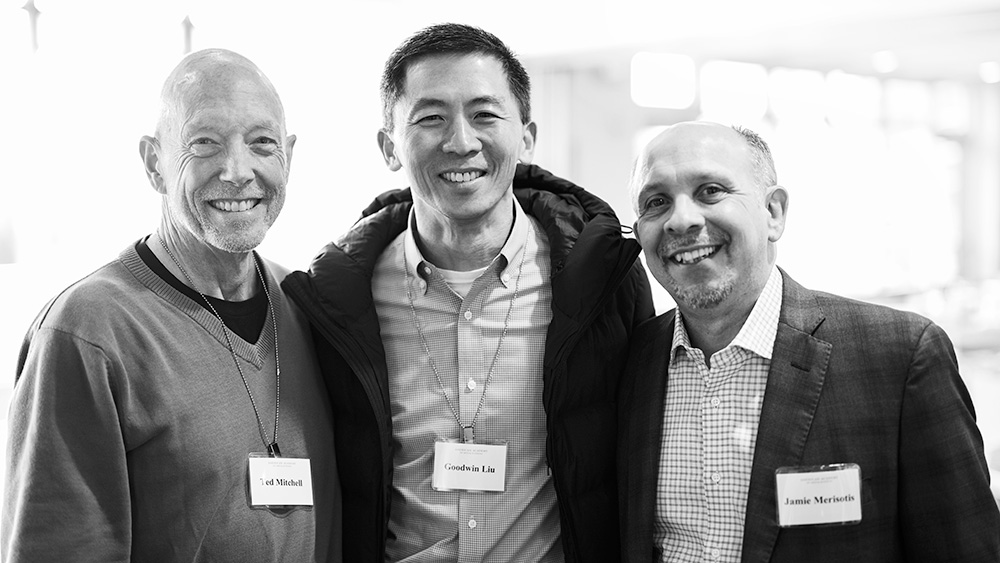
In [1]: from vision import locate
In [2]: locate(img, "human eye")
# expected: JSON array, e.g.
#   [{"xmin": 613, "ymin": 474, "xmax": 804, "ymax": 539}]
[
  {"xmin": 639, "ymin": 195, "xmax": 669, "ymax": 216},
  {"xmin": 413, "ymin": 114, "xmax": 444, "ymax": 126},
  {"xmin": 474, "ymin": 110, "xmax": 501, "ymax": 121},
  {"xmin": 189, "ymin": 137, "xmax": 220, "ymax": 154},
  {"xmin": 250, "ymin": 136, "xmax": 279, "ymax": 153},
  {"xmin": 699, "ymin": 184, "xmax": 729, "ymax": 201}
]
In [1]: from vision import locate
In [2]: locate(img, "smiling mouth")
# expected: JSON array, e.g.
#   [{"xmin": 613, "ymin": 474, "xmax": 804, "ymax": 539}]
[
  {"xmin": 669, "ymin": 245, "xmax": 721, "ymax": 265},
  {"xmin": 210, "ymin": 199, "xmax": 261, "ymax": 212},
  {"xmin": 440, "ymin": 171, "xmax": 486, "ymax": 183}
]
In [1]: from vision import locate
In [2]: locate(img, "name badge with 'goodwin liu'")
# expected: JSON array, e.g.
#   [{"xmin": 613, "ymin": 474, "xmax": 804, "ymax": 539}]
[{"xmin": 432, "ymin": 440, "xmax": 508, "ymax": 492}]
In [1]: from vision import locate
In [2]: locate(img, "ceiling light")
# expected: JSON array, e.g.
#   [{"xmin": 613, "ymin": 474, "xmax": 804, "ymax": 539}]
[
  {"xmin": 979, "ymin": 61, "xmax": 1000, "ymax": 84},
  {"xmin": 871, "ymin": 50, "xmax": 898, "ymax": 74},
  {"xmin": 630, "ymin": 52, "xmax": 696, "ymax": 109}
]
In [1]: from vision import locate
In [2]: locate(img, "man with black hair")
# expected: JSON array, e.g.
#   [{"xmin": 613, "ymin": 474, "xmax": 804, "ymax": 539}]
[{"xmin": 284, "ymin": 22, "xmax": 653, "ymax": 563}]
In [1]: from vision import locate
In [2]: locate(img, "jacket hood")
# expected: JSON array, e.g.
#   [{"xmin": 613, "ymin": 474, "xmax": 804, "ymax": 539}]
[
  {"xmin": 288, "ymin": 163, "xmax": 639, "ymax": 326},
  {"xmin": 343, "ymin": 163, "xmax": 624, "ymax": 272}
]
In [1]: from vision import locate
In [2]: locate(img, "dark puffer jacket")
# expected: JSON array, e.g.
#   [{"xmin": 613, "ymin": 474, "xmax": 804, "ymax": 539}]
[{"xmin": 282, "ymin": 163, "xmax": 654, "ymax": 562}]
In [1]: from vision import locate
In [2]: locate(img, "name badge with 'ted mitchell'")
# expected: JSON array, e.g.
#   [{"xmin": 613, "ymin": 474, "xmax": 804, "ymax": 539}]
[{"xmin": 247, "ymin": 453, "xmax": 314, "ymax": 509}]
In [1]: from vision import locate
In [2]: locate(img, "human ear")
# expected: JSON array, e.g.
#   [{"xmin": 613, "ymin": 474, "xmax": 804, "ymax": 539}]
[
  {"xmin": 377, "ymin": 129, "xmax": 402, "ymax": 172},
  {"xmin": 765, "ymin": 185, "xmax": 789, "ymax": 242},
  {"xmin": 518, "ymin": 121, "xmax": 537, "ymax": 164},
  {"xmin": 139, "ymin": 136, "xmax": 166, "ymax": 195},
  {"xmin": 632, "ymin": 221, "xmax": 643, "ymax": 247},
  {"xmin": 284, "ymin": 134, "xmax": 296, "ymax": 174}
]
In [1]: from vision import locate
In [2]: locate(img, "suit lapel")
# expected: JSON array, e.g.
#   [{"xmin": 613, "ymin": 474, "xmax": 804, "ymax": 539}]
[
  {"xmin": 622, "ymin": 311, "xmax": 675, "ymax": 561},
  {"xmin": 740, "ymin": 271, "xmax": 833, "ymax": 563}
]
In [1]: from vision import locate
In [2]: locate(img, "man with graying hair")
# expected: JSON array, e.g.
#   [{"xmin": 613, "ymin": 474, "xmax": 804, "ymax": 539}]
[
  {"xmin": 2, "ymin": 49, "xmax": 342, "ymax": 562},
  {"xmin": 618, "ymin": 121, "xmax": 999, "ymax": 562}
]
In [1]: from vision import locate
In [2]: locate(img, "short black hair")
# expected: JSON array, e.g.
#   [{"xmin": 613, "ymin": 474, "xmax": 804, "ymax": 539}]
[{"xmin": 380, "ymin": 23, "xmax": 531, "ymax": 132}]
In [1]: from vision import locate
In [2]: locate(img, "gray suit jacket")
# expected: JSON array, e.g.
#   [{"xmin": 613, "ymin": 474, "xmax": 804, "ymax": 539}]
[{"xmin": 618, "ymin": 269, "xmax": 1000, "ymax": 562}]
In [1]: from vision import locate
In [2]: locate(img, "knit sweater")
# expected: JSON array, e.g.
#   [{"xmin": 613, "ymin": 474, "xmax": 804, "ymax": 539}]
[{"xmin": 3, "ymin": 241, "xmax": 342, "ymax": 563}]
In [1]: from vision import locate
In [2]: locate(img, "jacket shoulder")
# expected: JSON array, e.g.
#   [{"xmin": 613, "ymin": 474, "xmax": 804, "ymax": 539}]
[
  {"xmin": 810, "ymin": 289, "xmax": 936, "ymax": 338},
  {"xmin": 781, "ymin": 271, "xmax": 936, "ymax": 342}
]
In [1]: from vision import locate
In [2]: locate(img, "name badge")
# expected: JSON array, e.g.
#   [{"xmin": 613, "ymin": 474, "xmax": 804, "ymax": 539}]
[
  {"xmin": 775, "ymin": 463, "xmax": 862, "ymax": 527},
  {"xmin": 247, "ymin": 454, "xmax": 314, "ymax": 508},
  {"xmin": 432, "ymin": 440, "xmax": 508, "ymax": 492}
]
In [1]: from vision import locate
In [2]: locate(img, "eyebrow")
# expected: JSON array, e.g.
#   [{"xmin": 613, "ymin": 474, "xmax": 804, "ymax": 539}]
[
  {"xmin": 406, "ymin": 95, "xmax": 507, "ymax": 120},
  {"xmin": 636, "ymin": 182, "xmax": 667, "ymax": 202},
  {"xmin": 181, "ymin": 119, "xmax": 281, "ymax": 137},
  {"xmin": 642, "ymin": 169, "xmax": 735, "ymax": 189}
]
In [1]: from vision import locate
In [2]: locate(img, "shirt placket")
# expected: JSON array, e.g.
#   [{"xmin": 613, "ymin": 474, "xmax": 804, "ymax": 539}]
[
  {"xmin": 457, "ymin": 275, "xmax": 490, "ymax": 562},
  {"xmin": 702, "ymin": 348, "xmax": 741, "ymax": 563}
]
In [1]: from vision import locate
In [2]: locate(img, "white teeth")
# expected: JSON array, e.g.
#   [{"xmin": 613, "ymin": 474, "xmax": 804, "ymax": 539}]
[
  {"xmin": 442, "ymin": 171, "xmax": 483, "ymax": 183},
  {"xmin": 672, "ymin": 246, "xmax": 717, "ymax": 265},
  {"xmin": 212, "ymin": 199, "xmax": 259, "ymax": 212}
]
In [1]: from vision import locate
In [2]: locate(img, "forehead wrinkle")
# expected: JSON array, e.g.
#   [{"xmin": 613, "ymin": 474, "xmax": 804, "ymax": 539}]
[
  {"xmin": 156, "ymin": 50, "xmax": 286, "ymax": 140},
  {"xmin": 180, "ymin": 109, "xmax": 282, "ymax": 140}
]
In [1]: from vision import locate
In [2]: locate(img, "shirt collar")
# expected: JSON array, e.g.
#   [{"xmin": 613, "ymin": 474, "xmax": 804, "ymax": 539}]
[
  {"xmin": 403, "ymin": 196, "xmax": 530, "ymax": 292},
  {"xmin": 671, "ymin": 266, "xmax": 783, "ymax": 361}
]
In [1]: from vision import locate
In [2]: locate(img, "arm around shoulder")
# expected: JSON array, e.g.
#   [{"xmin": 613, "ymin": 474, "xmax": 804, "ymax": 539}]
[{"xmin": 627, "ymin": 259, "xmax": 656, "ymax": 330}]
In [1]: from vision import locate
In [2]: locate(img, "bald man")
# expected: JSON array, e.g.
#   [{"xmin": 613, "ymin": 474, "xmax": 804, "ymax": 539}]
[
  {"xmin": 618, "ymin": 121, "xmax": 998, "ymax": 562},
  {"xmin": 2, "ymin": 49, "xmax": 341, "ymax": 562}
]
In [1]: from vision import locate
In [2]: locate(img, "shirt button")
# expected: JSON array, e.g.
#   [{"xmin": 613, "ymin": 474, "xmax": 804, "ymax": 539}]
[
  {"xmin": 711, "ymin": 548, "xmax": 721, "ymax": 559},
  {"xmin": 424, "ymin": 266, "xmax": 432, "ymax": 275},
  {"xmin": 711, "ymin": 472, "xmax": 722, "ymax": 483},
  {"xmin": 464, "ymin": 310, "xmax": 473, "ymax": 321},
  {"xmin": 710, "ymin": 397, "xmax": 721, "ymax": 407},
  {"xmin": 467, "ymin": 379, "xmax": 477, "ymax": 391},
  {"xmin": 502, "ymin": 272, "xmax": 511, "ymax": 282},
  {"xmin": 468, "ymin": 518, "xmax": 477, "ymax": 529}
]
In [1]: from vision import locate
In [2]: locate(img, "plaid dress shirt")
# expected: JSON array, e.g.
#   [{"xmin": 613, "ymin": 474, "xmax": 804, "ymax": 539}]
[
  {"xmin": 654, "ymin": 267, "xmax": 783, "ymax": 562},
  {"xmin": 373, "ymin": 199, "xmax": 563, "ymax": 563}
]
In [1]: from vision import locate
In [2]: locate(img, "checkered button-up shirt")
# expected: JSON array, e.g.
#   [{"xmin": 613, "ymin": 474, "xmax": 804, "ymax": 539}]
[
  {"xmin": 373, "ymin": 199, "xmax": 563, "ymax": 563},
  {"xmin": 655, "ymin": 267, "xmax": 783, "ymax": 562}
]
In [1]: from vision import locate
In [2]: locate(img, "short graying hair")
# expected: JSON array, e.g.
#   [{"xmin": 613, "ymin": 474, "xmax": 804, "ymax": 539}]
[{"xmin": 731, "ymin": 125, "xmax": 777, "ymax": 190}]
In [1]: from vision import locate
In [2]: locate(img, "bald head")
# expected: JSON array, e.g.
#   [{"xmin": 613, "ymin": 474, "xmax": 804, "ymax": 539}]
[
  {"xmin": 139, "ymin": 48, "xmax": 295, "ymax": 257},
  {"xmin": 630, "ymin": 121, "xmax": 776, "ymax": 215},
  {"xmin": 155, "ymin": 49, "xmax": 286, "ymax": 141}
]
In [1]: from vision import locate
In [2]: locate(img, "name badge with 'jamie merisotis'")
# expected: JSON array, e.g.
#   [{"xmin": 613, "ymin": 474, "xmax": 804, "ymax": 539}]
[{"xmin": 775, "ymin": 463, "xmax": 862, "ymax": 527}]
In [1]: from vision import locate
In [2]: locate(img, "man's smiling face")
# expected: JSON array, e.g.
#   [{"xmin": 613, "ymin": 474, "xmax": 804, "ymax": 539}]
[
  {"xmin": 156, "ymin": 65, "xmax": 292, "ymax": 254},
  {"xmin": 378, "ymin": 52, "xmax": 535, "ymax": 226},
  {"xmin": 632, "ymin": 122, "xmax": 784, "ymax": 312}
]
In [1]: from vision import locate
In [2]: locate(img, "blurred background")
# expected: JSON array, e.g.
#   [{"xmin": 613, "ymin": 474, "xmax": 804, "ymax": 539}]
[{"xmin": 1, "ymin": 0, "xmax": 998, "ymax": 505}]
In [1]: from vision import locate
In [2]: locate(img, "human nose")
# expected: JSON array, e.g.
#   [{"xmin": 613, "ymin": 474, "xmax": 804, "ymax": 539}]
[
  {"xmin": 664, "ymin": 195, "xmax": 705, "ymax": 234},
  {"xmin": 441, "ymin": 118, "xmax": 481, "ymax": 155},
  {"xmin": 219, "ymin": 144, "xmax": 254, "ymax": 188}
]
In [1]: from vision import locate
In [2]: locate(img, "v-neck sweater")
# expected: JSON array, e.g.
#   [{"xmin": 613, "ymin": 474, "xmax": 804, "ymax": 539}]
[{"xmin": 3, "ymin": 241, "xmax": 342, "ymax": 562}]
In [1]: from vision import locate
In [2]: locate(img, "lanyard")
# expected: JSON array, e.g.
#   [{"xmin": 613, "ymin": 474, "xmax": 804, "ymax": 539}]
[
  {"xmin": 403, "ymin": 226, "xmax": 528, "ymax": 444},
  {"xmin": 157, "ymin": 234, "xmax": 282, "ymax": 456}
]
